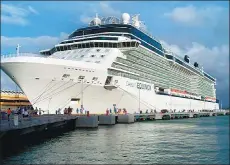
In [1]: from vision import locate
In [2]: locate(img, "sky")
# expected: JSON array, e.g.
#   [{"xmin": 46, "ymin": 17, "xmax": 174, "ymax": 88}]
[{"xmin": 1, "ymin": 1, "xmax": 229, "ymax": 108}]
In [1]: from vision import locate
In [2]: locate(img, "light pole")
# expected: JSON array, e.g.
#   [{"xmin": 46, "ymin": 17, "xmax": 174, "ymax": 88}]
[
  {"xmin": 138, "ymin": 86, "xmax": 140, "ymax": 113},
  {"xmin": 48, "ymin": 97, "xmax": 52, "ymax": 114},
  {"xmin": 78, "ymin": 76, "xmax": 85, "ymax": 112}
]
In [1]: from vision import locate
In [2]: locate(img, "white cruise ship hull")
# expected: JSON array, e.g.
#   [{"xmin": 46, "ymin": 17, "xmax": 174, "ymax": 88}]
[{"xmin": 1, "ymin": 56, "xmax": 219, "ymax": 114}]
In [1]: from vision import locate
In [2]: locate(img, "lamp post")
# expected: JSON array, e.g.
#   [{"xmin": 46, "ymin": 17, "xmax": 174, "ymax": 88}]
[
  {"xmin": 78, "ymin": 76, "xmax": 85, "ymax": 112},
  {"xmin": 48, "ymin": 97, "xmax": 52, "ymax": 114}
]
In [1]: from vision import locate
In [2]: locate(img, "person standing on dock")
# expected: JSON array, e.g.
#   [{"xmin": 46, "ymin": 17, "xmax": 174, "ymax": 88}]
[
  {"xmin": 58, "ymin": 108, "xmax": 61, "ymax": 114},
  {"xmin": 7, "ymin": 108, "xmax": 12, "ymax": 121},
  {"xmin": 21, "ymin": 107, "xmax": 25, "ymax": 118}
]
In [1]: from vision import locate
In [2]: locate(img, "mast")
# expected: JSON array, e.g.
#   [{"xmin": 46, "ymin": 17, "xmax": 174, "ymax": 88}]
[{"xmin": 16, "ymin": 44, "xmax": 21, "ymax": 56}]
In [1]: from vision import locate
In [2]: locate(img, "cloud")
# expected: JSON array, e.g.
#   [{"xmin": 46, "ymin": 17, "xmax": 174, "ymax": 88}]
[
  {"xmin": 161, "ymin": 40, "xmax": 229, "ymax": 106},
  {"xmin": 79, "ymin": 2, "xmax": 121, "ymax": 24},
  {"xmin": 28, "ymin": 6, "xmax": 39, "ymax": 15},
  {"xmin": 1, "ymin": 32, "xmax": 68, "ymax": 53},
  {"xmin": 1, "ymin": 4, "xmax": 38, "ymax": 26},
  {"xmin": 80, "ymin": 15, "xmax": 92, "ymax": 24},
  {"xmin": 1, "ymin": 32, "xmax": 69, "ymax": 91},
  {"xmin": 164, "ymin": 5, "xmax": 226, "ymax": 26},
  {"xmin": 99, "ymin": 2, "xmax": 121, "ymax": 16}
]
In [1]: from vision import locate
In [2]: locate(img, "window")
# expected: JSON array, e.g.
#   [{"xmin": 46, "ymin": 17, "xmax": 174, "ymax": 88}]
[
  {"xmin": 86, "ymin": 43, "xmax": 90, "ymax": 48},
  {"xmin": 62, "ymin": 74, "xmax": 70, "ymax": 78},
  {"xmin": 117, "ymin": 43, "xmax": 122, "ymax": 48},
  {"xmin": 131, "ymin": 42, "xmax": 136, "ymax": 47},
  {"xmin": 101, "ymin": 55, "xmax": 105, "ymax": 58},
  {"xmin": 165, "ymin": 55, "xmax": 173, "ymax": 60},
  {"xmin": 108, "ymin": 43, "xmax": 112, "ymax": 48},
  {"xmin": 92, "ymin": 77, "xmax": 98, "ymax": 81},
  {"xmin": 113, "ymin": 43, "xmax": 117, "ymax": 48},
  {"xmin": 81, "ymin": 55, "xmax": 84, "ymax": 58},
  {"xmin": 71, "ymin": 44, "xmax": 77, "ymax": 49},
  {"xmin": 95, "ymin": 43, "xmax": 99, "ymax": 47},
  {"xmin": 127, "ymin": 42, "xmax": 130, "ymax": 47},
  {"xmin": 57, "ymin": 47, "xmax": 60, "ymax": 51},
  {"xmin": 82, "ymin": 43, "xmax": 86, "ymax": 48},
  {"xmin": 90, "ymin": 42, "xmax": 94, "ymax": 48},
  {"xmin": 91, "ymin": 55, "xmax": 95, "ymax": 57},
  {"xmin": 78, "ymin": 44, "xmax": 82, "ymax": 49},
  {"xmin": 104, "ymin": 42, "xmax": 109, "ymax": 48},
  {"xmin": 122, "ymin": 42, "xmax": 126, "ymax": 47},
  {"xmin": 99, "ymin": 42, "xmax": 103, "ymax": 47}
]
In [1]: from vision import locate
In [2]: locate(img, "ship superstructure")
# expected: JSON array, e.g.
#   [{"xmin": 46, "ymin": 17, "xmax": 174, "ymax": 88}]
[{"xmin": 1, "ymin": 13, "xmax": 219, "ymax": 114}]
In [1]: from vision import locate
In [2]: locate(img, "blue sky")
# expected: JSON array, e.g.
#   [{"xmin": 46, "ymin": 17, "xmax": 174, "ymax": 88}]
[{"xmin": 1, "ymin": 1, "xmax": 229, "ymax": 108}]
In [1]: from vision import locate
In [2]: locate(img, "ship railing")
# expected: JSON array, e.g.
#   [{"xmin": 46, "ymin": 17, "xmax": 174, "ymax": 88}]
[{"xmin": 1, "ymin": 53, "xmax": 47, "ymax": 59}]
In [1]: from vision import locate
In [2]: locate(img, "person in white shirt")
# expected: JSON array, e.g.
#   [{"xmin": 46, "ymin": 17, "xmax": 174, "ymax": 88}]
[
  {"xmin": 21, "ymin": 107, "xmax": 25, "ymax": 118},
  {"xmin": 24, "ymin": 110, "xmax": 28, "ymax": 117}
]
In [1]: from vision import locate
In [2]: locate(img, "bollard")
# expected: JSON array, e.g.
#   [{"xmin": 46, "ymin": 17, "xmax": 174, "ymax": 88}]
[{"xmin": 87, "ymin": 111, "xmax": 90, "ymax": 117}]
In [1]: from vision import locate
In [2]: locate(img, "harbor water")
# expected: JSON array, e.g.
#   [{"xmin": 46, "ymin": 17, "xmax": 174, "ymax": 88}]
[{"xmin": 2, "ymin": 116, "xmax": 229, "ymax": 164}]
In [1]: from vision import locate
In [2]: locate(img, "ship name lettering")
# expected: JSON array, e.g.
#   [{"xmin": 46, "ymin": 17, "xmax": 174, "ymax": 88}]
[
  {"xmin": 126, "ymin": 81, "xmax": 135, "ymax": 87},
  {"xmin": 137, "ymin": 83, "xmax": 151, "ymax": 91}
]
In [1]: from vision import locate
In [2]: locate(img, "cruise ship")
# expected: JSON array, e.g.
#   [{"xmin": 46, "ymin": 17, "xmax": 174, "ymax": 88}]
[{"xmin": 1, "ymin": 13, "xmax": 219, "ymax": 114}]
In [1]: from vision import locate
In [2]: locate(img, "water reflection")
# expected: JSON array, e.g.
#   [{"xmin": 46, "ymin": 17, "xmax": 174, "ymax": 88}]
[{"xmin": 3, "ymin": 116, "xmax": 229, "ymax": 164}]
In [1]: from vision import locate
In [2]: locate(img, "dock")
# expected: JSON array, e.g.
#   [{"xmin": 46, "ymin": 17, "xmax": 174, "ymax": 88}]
[{"xmin": 0, "ymin": 110, "xmax": 229, "ymax": 159}]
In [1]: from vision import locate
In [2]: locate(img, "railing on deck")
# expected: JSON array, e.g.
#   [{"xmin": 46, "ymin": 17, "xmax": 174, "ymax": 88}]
[{"xmin": 1, "ymin": 53, "xmax": 47, "ymax": 59}]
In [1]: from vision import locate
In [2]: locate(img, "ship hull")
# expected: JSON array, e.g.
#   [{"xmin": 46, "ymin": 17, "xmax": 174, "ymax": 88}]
[{"xmin": 1, "ymin": 57, "xmax": 219, "ymax": 114}]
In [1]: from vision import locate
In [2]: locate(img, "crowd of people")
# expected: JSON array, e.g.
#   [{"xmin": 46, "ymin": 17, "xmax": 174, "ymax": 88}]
[{"xmin": 1, "ymin": 106, "xmax": 46, "ymax": 121}]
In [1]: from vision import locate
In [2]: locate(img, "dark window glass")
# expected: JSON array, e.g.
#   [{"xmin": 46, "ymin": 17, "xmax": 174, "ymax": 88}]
[
  {"xmin": 117, "ymin": 43, "xmax": 122, "ymax": 48},
  {"xmin": 131, "ymin": 42, "xmax": 135, "ymax": 47},
  {"xmin": 57, "ymin": 47, "xmax": 60, "ymax": 51},
  {"xmin": 68, "ymin": 45, "xmax": 71, "ymax": 50},
  {"xmin": 204, "ymin": 73, "xmax": 215, "ymax": 81},
  {"xmin": 82, "ymin": 43, "xmax": 86, "ymax": 48},
  {"xmin": 78, "ymin": 44, "xmax": 82, "ymax": 49},
  {"xmin": 86, "ymin": 43, "xmax": 90, "ymax": 48},
  {"xmin": 175, "ymin": 58, "xmax": 184, "ymax": 65},
  {"xmin": 122, "ymin": 42, "xmax": 126, "ymax": 47},
  {"xmin": 166, "ymin": 55, "xmax": 173, "ymax": 60},
  {"xmin": 104, "ymin": 42, "xmax": 109, "ymax": 48},
  {"xmin": 90, "ymin": 42, "xmax": 94, "ymax": 47},
  {"xmin": 108, "ymin": 43, "xmax": 112, "ymax": 48},
  {"xmin": 127, "ymin": 42, "xmax": 130, "ymax": 47},
  {"xmin": 99, "ymin": 42, "xmax": 103, "ymax": 47},
  {"xmin": 95, "ymin": 42, "xmax": 99, "ymax": 47},
  {"xmin": 112, "ymin": 43, "xmax": 117, "ymax": 48}
]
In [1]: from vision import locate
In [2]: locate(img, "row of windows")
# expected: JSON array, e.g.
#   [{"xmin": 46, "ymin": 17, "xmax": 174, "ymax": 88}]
[
  {"xmin": 60, "ymin": 37, "xmax": 118, "ymax": 44},
  {"xmin": 40, "ymin": 41, "xmax": 139, "ymax": 55}
]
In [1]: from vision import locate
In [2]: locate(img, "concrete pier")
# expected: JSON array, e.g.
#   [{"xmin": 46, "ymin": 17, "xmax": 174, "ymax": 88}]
[
  {"xmin": 117, "ymin": 114, "xmax": 135, "ymax": 123},
  {"xmin": 98, "ymin": 115, "xmax": 116, "ymax": 125},
  {"xmin": 75, "ymin": 115, "xmax": 98, "ymax": 128},
  {"xmin": 0, "ymin": 114, "xmax": 77, "ymax": 134},
  {"xmin": 133, "ymin": 111, "xmax": 222, "ymax": 122}
]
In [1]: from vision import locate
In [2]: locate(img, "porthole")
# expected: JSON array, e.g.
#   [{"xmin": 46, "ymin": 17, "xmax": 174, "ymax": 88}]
[
  {"xmin": 101, "ymin": 55, "xmax": 105, "ymax": 58},
  {"xmin": 91, "ymin": 55, "xmax": 95, "ymax": 57}
]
